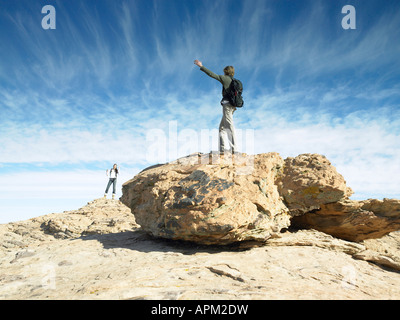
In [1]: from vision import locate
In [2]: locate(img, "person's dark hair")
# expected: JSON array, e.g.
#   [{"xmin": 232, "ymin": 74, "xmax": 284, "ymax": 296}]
[{"xmin": 113, "ymin": 164, "xmax": 118, "ymax": 174}]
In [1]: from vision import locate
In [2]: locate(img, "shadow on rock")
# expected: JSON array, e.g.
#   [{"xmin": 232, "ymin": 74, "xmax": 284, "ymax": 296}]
[{"xmin": 79, "ymin": 229, "xmax": 262, "ymax": 255}]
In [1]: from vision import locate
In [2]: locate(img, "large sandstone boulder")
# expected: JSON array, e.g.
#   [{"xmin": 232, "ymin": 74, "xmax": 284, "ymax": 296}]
[
  {"xmin": 277, "ymin": 154, "xmax": 353, "ymax": 215},
  {"xmin": 291, "ymin": 198, "xmax": 400, "ymax": 242},
  {"xmin": 121, "ymin": 152, "xmax": 355, "ymax": 245},
  {"xmin": 121, "ymin": 152, "xmax": 400, "ymax": 244},
  {"xmin": 121, "ymin": 152, "xmax": 291, "ymax": 245}
]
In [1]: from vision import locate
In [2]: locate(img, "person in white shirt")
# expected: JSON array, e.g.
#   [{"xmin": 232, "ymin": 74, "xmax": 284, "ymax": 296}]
[{"xmin": 104, "ymin": 164, "xmax": 119, "ymax": 199}]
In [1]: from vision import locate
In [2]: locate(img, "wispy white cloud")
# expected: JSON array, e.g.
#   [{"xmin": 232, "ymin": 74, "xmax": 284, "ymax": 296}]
[
  {"xmin": 0, "ymin": 122, "xmax": 148, "ymax": 165},
  {"xmin": 245, "ymin": 0, "xmax": 400, "ymax": 86}
]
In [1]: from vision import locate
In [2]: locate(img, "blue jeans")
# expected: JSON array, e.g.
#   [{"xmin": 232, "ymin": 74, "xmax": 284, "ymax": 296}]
[{"xmin": 105, "ymin": 178, "xmax": 117, "ymax": 194}]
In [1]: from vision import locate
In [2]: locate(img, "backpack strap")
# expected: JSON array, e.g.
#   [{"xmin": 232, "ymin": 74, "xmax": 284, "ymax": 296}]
[{"xmin": 222, "ymin": 76, "xmax": 234, "ymax": 98}]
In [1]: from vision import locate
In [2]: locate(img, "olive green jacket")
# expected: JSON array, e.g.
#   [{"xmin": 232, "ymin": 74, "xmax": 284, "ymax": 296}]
[{"xmin": 200, "ymin": 66, "xmax": 232, "ymax": 97}]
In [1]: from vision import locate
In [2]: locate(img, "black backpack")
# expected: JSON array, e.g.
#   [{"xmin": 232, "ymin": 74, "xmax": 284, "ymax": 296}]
[{"xmin": 223, "ymin": 77, "xmax": 244, "ymax": 108}]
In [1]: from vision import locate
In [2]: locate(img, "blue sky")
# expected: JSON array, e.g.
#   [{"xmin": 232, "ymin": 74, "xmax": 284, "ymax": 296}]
[{"xmin": 1, "ymin": 0, "xmax": 400, "ymax": 223}]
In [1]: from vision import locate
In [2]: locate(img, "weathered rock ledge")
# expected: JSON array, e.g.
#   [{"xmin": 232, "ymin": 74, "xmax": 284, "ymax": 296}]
[
  {"xmin": 1, "ymin": 197, "xmax": 400, "ymax": 299},
  {"xmin": 291, "ymin": 198, "xmax": 400, "ymax": 242}
]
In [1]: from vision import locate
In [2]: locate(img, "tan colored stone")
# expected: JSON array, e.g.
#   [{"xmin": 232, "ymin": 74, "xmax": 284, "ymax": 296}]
[
  {"xmin": 266, "ymin": 229, "xmax": 365, "ymax": 255},
  {"xmin": 121, "ymin": 152, "xmax": 291, "ymax": 245},
  {"xmin": 358, "ymin": 231, "xmax": 400, "ymax": 271},
  {"xmin": 277, "ymin": 154, "xmax": 353, "ymax": 215},
  {"xmin": 1, "ymin": 227, "xmax": 400, "ymax": 299},
  {"xmin": 291, "ymin": 199, "xmax": 400, "ymax": 242},
  {"xmin": 121, "ymin": 152, "xmax": 400, "ymax": 245},
  {"xmin": 0, "ymin": 198, "xmax": 138, "ymax": 247},
  {"xmin": 2, "ymin": 200, "xmax": 400, "ymax": 299}
]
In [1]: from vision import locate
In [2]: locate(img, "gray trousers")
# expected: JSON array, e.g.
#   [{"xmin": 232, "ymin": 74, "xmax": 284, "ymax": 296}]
[{"xmin": 219, "ymin": 104, "xmax": 236, "ymax": 153}]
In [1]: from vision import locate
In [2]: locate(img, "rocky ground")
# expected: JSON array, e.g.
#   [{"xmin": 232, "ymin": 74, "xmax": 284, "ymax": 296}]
[{"xmin": 1, "ymin": 198, "xmax": 400, "ymax": 300}]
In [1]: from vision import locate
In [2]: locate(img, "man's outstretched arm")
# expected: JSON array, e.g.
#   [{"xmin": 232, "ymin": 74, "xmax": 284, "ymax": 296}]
[{"xmin": 194, "ymin": 59, "xmax": 223, "ymax": 82}]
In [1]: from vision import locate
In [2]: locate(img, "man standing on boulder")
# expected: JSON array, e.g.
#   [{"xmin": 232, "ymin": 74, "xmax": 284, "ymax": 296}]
[{"xmin": 194, "ymin": 59, "xmax": 237, "ymax": 155}]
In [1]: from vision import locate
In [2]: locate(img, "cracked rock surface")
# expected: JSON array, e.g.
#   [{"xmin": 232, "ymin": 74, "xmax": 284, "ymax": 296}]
[{"xmin": 1, "ymin": 198, "xmax": 400, "ymax": 299}]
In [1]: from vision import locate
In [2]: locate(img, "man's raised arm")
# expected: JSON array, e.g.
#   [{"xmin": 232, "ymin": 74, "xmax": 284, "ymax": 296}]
[{"xmin": 194, "ymin": 59, "xmax": 223, "ymax": 83}]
